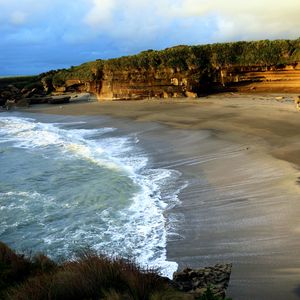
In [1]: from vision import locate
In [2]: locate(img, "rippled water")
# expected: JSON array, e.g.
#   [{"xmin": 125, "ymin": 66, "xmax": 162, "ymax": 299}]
[{"xmin": 0, "ymin": 113, "xmax": 184, "ymax": 277}]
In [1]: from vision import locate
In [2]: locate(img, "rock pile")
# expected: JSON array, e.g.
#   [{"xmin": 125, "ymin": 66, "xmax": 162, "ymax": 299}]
[
  {"xmin": 0, "ymin": 83, "xmax": 72, "ymax": 110},
  {"xmin": 0, "ymin": 84, "xmax": 45, "ymax": 109},
  {"xmin": 173, "ymin": 263, "xmax": 232, "ymax": 299},
  {"xmin": 295, "ymin": 96, "xmax": 300, "ymax": 111},
  {"xmin": 0, "ymin": 84, "xmax": 20, "ymax": 106}
]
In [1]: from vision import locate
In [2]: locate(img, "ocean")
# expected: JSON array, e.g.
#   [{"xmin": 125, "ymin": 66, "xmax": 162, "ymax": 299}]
[{"xmin": 0, "ymin": 112, "xmax": 185, "ymax": 278}]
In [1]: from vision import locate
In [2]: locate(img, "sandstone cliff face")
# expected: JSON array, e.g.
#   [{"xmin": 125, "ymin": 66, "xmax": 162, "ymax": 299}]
[
  {"xmin": 89, "ymin": 67, "xmax": 199, "ymax": 100},
  {"xmin": 220, "ymin": 63, "xmax": 300, "ymax": 92},
  {"xmin": 61, "ymin": 63, "xmax": 300, "ymax": 100}
]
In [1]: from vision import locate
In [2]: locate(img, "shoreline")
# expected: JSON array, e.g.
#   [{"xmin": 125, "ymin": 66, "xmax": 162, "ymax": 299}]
[
  {"xmin": 15, "ymin": 93, "xmax": 300, "ymax": 299},
  {"xmin": 23, "ymin": 93, "xmax": 300, "ymax": 169}
]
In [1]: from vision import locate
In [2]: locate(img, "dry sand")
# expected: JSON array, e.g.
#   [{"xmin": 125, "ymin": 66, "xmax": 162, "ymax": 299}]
[{"xmin": 24, "ymin": 93, "xmax": 300, "ymax": 299}]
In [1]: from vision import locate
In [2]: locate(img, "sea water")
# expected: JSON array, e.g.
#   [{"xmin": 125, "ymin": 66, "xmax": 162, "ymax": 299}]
[{"xmin": 0, "ymin": 113, "xmax": 184, "ymax": 278}]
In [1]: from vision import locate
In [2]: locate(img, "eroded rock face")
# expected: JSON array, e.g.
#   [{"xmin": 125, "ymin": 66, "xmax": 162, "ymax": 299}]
[
  {"xmin": 51, "ymin": 63, "xmax": 300, "ymax": 100},
  {"xmin": 220, "ymin": 63, "xmax": 300, "ymax": 92},
  {"xmin": 173, "ymin": 263, "xmax": 232, "ymax": 299},
  {"xmin": 92, "ymin": 68, "xmax": 200, "ymax": 100}
]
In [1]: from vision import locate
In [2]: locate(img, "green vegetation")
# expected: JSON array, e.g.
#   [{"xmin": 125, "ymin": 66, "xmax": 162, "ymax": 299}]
[
  {"xmin": 0, "ymin": 242, "xmax": 231, "ymax": 300},
  {"xmin": 48, "ymin": 38, "xmax": 300, "ymax": 87},
  {"xmin": 102, "ymin": 39, "xmax": 300, "ymax": 70},
  {"xmin": 51, "ymin": 60, "xmax": 104, "ymax": 86},
  {"xmin": 0, "ymin": 76, "xmax": 41, "ymax": 90}
]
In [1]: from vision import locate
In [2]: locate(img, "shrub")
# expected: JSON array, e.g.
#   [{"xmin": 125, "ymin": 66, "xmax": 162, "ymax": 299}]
[
  {"xmin": 4, "ymin": 250, "xmax": 165, "ymax": 300},
  {"xmin": 0, "ymin": 243, "xmax": 232, "ymax": 300},
  {"xmin": 0, "ymin": 241, "xmax": 32, "ymax": 291},
  {"xmin": 0, "ymin": 76, "xmax": 39, "ymax": 90},
  {"xmin": 0, "ymin": 242, "xmax": 56, "ymax": 298}
]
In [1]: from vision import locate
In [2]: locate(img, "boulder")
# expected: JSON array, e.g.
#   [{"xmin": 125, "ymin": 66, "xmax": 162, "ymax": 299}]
[
  {"xmin": 48, "ymin": 96, "xmax": 70, "ymax": 104},
  {"xmin": 0, "ymin": 98, "xmax": 6, "ymax": 106},
  {"xmin": 173, "ymin": 263, "xmax": 232, "ymax": 299},
  {"xmin": 7, "ymin": 84, "xmax": 20, "ymax": 95},
  {"xmin": 5, "ymin": 99, "xmax": 16, "ymax": 110},
  {"xmin": 295, "ymin": 96, "xmax": 300, "ymax": 111},
  {"xmin": 185, "ymin": 91, "xmax": 198, "ymax": 98},
  {"xmin": 21, "ymin": 88, "xmax": 38, "ymax": 98},
  {"xmin": 54, "ymin": 86, "xmax": 67, "ymax": 93},
  {"xmin": 28, "ymin": 96, "xmax": 51, "ymax": 104},
  {"xmin": 1, "ymin": 90, "xmax": 14, "ymax": 99},
  {"xmin": 15, "ymin": 98, "xmax": 30, "ymax": 107}
]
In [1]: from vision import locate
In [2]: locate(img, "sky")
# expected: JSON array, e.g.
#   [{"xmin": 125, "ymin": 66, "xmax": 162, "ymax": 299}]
[{"xmin": 0, "ymin": 0, "xmax": 299, "ymax": 75}]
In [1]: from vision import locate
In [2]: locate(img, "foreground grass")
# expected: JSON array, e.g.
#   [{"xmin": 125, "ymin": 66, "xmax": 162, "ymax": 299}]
[{"xmin": 0, "ymin": 242, "xmax": 231, "ymax": 300}]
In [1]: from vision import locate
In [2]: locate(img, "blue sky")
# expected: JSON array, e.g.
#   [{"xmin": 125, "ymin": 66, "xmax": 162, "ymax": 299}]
[{"xmin": 0, "ymin": 0, "xmax": 299, "ymax": 75}]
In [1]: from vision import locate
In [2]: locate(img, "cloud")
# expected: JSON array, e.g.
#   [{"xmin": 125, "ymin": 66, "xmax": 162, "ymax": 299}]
[
  {"xmin": 10, "ymin": 11, "xmax": 27, "ymax": 25},
  {"xmin": 0, "ymin": 0, "xmax": 299, "ymax": 75},
  {"xmin": 80, "ymin": 0, "xmax": 207, "ymax": 51},
  {"xmin": 84, "ymin": 0, "xmax": 117, "ymax": 27},
  {"xmin": 80, "ymin": 0, "xmax": 300, "ymax": 49},
  {"xmin": 0, "ymin": 1, "xmax": 45, "ymax": 25},
  {"xmin": 1, "ymin": 0, "xmax": 299, "ymax": 42},
  {"xmin": 167, "ymin": 0, "xmax": 300, "ymax": 40}
]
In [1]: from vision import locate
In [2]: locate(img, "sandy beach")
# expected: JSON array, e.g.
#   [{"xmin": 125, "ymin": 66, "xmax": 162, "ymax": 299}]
[{"xmin": 22, "ymin": 93, "xmax": 300, "ymax": 299}]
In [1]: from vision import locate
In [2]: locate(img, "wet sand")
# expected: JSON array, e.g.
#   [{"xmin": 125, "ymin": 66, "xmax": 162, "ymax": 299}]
[{"xmin": 24, "ymin": 93, "xmax": 300, "ymax": 299}]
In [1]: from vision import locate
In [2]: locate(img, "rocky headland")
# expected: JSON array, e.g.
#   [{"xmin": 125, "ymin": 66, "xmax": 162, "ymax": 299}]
[
  {"xmin": 173, "ymin": 264, "xmax": 232, "ymax": 299},
  {"xmin": 1, "ymin": 38, "xmax": 300, "ymax": 108}
]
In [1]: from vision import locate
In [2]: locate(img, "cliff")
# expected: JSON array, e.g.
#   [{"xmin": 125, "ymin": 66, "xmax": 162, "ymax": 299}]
[
  {"xmin": 43, "ymin": 39, "xmax": 300, "ymax": 100},
  {"xmin": 2, "ymin": 39, "xmax": 300, "ymax": 104},
  {"xmin": 220, "ymin": 63, "xmax": 300, "ymax": 92},
  {"xmin": 90, "ymin": 63, "xmax": 300, "ymax": 98}
]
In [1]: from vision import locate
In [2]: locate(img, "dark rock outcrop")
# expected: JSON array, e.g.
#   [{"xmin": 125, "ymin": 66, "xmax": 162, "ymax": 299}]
[
  {"xmin": 173, "ymin": 263, "xmax": 232, "ymax": 299},
  {"xmin": 48, "ymin": 96, "xmax": 70, "ymax": 104},
  {"xmin": 0, "ymin": 85, "xmax": 20, "ymax": 106},
  {"xmin": 0, "ymin": 84, "xmax": 43, "ymax": 107}
]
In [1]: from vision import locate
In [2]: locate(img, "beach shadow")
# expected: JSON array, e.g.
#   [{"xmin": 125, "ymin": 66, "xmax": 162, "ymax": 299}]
[
  {"xmin": 293, "ymin": 285, "xmax": 300, "ymax": 298},
  {"xmin": 297, "ymin": 177, "xmax": 300, "ymax": 185}
]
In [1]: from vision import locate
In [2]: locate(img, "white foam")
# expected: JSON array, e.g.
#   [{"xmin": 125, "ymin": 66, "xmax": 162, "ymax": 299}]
[
  {"xmin": 0, "ymin": 115, "xmax": 186, "ymax": 278},
  {"xmin": 0, "ymin": 117, "xmax": 123, "ymax": 171}
]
